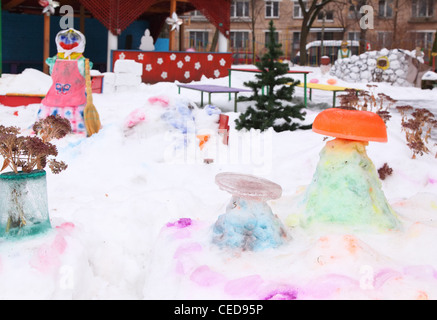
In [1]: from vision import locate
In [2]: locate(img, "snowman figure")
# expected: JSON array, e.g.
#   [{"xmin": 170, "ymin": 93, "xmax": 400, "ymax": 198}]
[
  {"xmin": 139, "ymin": 29, "xmax": 155, "ymax": 51},
  {"xmin": 38, "ymin": 28, "xmax": 92, "ymax": 134}
]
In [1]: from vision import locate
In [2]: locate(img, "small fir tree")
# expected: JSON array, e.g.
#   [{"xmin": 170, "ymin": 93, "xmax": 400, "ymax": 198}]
[{"xmin": 235, "ymin": 20, "xmax": 311, "ymax": 132}]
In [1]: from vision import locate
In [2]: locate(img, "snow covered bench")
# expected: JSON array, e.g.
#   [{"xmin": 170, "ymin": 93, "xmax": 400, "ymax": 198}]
[{"xmin": 295, "ymin": 83, "xmax": 361, "ymax": 107}]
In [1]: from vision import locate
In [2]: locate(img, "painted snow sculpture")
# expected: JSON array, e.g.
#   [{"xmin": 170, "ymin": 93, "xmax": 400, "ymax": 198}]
[
  {"xmin": 38, "ymin": 28, "xmax": 91, "ymax": 134},
  {"xmin": 299, "ymin": 108, "xmax": 402, "ymax": 232},
  {"xmin": 213, "ymin": 172, "xmax": 289, "ymax": 251},
  {"xmin": 337, "ymin": 41, "xmax": 351, "ymax": 61},
  {"xmin": 320, "ymin": 56, "xmax": 331, "ymax": 75}
]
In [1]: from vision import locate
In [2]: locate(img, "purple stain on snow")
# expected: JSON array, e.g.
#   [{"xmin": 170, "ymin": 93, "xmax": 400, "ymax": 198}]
[
  {"xmin": 166, "ymin": 218, "xmax": 193, "ymax": 229},
  {"xmin": 403, "ymin": 265, "xmax": 437, "ymax": 280},
  {"xmin": 173, "ymin": 242, "xmax": 202, "ymax": 259},
  {"xmin": 264, "ymin": 289, "xmax": 298, "ymax": 300},
  {"xmin": 373, "ymin": 268, "xmax": 402, "ymax": 289}
]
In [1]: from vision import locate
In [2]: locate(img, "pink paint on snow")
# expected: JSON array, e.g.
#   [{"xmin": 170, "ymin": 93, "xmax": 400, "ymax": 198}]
[
  {"xmin": 148, "ymin": 96, "xmax": 170, "ymax": 107},
  {"xmin": 30, "ymin": 223, "xmax": 75, "ymax": 273},
  {"xmin": 190, "ymin": 265, "xmax": 227, "ymax": 287},
  {"xmin": 224, "ymin": 275, "xmax": 264, "ymax": 297}
]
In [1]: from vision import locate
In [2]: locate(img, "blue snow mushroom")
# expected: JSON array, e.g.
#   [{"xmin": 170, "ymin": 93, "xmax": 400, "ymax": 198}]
[
  {"xmin": 161, "ymin": 102, "xmax": 195, "ymax": 134},
  {"xmin": 212, "ymin": 197, "xmax": 288, "ymax": 251},
  {"xmin": 204, "ymin": 104, "xmax": 222, "ymax": 116}
]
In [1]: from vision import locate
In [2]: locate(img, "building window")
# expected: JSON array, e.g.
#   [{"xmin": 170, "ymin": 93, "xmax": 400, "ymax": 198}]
[
  {"xmin": 348, "ymin": 32, "xmax": 360, "ymax": 41},
  {"xmin": 189, "ymin": 31, "xmax": 209, "ymax": 49},
  {"xmin": 293, "ymin": 32, "xmax": 300, "ymax": 50},
  {"xmin": 379, "ymin": 0, "xmax": 393, "ymax": 18},
  {"xmin": 293, "ymin": 1, "xmax": 306, "ymax": 18},
  {"xmin": 413, "ymin": 32, "xmax": 434, "ymax": 48},
  {"xmin": 231, "ymin": 0, "xmax": 250, "ymax": 18},
  {"xmin": 265, "ymin": 31, "xmax": 279, "ymax": 46},
  {"xmin": 412, "ymin": 0, "xmax": 434, "ymax": 18},
  {"xmin": 230, "ymin": 31, "xmax": 250, "ymax": 49},
  {"xmin": 190, "ymin": 10, "xmax": 203, "ymax": 17},
  {"xmin": 316, "ymin": 32, "xmax": 334, "ymax": 40},
  {"xmin": 266, "ymin": 1, "xmax": 280, "ymax": 18},
  {"xmin": 348, "ymin": 4, "xmax": 360, "ymax": 19},
  {"xmin": 317, "ymin": 10, "xmax": 334, "ymax": 21},
  {"xmin": 377, "ymin": 31, "xmax": 393, "ymax": 48}
]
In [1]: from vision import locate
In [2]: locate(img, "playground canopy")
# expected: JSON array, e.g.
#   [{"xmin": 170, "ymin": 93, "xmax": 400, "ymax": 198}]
[{"xmin": 3, "ymin": 0, "xmax": 230, "ymax": 40}]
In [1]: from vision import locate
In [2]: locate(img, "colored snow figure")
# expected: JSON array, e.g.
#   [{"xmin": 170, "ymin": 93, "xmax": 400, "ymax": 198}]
[
  {"xmin": 161, "ymin": 102, "xmax": 195, "ymax": 134},
  {"xmin": 302, "ymin": 139, "xmax": 401, "ymax": 231},
  {"xmin": 212, "ymin": 173, "xmax": 288, "ymax": 251},
  {"xmin": 38, "ymin": 28, "xmax": 92, "ymax": 134},
  {"xmin": 298, "ymin": 108, "xmax": 401, "ymax": 232},
  {"xmin": 337, "ymin": 41, "xmax": 351, "ymax": 61}
]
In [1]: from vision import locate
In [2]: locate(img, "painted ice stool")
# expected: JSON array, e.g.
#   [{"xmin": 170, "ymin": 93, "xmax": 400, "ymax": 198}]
[
  {"xmin": 212, "ymin": 172, "xmax": 289, "ymax": 251},
  {"xmin": 295, "ymin": 108, "xmax": 402, "ymax": 232}
]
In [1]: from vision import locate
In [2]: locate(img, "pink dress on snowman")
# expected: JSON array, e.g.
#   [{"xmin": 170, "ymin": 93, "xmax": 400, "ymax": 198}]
[
  {"xmin": 38, "ymin": 28, "xmax": 90, "ymax": 134},
  {"xmin": 39, "ymin": 58, "xmax": 87, "ymax": 133}
]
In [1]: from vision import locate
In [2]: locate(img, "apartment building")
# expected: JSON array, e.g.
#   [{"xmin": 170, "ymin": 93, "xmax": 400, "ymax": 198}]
[{"xmin": 181, "ymin": 0, "xmax": 436, "ymax": 64}]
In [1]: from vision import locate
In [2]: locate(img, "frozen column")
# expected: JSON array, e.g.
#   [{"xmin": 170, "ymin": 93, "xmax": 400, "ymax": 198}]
[{"xmin": 212, "ymin": 172, "xmax": 289, "ymax": 251}]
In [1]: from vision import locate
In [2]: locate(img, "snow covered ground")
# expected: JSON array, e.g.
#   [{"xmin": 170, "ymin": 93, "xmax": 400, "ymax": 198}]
[{"xmin": 0, "ymin": 64, "xmax": 436, "ymax": 300}]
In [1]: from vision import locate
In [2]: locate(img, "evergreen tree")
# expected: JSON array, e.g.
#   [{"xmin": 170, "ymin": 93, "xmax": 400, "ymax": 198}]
[{"xmin": 235, "ymin": 20, "xmax": 311, "ymax": 132}]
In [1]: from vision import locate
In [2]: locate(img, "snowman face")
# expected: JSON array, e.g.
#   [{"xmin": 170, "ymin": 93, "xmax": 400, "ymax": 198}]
[
  {"xmin": 55, "ymin": 28, "xmax": 86, "ymax": 57},
  {"xmin": 58, "ymin": 31, "xmax": 81, "ymax": 51}
]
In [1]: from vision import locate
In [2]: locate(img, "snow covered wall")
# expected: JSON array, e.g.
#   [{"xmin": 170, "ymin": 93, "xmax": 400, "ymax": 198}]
[{"xmin": 329, "ymin": 49, "xmax": 425, "ymax": 87}]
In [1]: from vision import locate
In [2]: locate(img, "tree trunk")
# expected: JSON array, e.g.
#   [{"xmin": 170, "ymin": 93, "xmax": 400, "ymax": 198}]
[
  {"xmin": 299, "ymin": 18, "xmax": 310, "ymax": 65},
  {"xmin": 251, "ymin": 0, "xmax": 257, "ymax": 63},
  {"xmin": 210, "ymin": 28, "xmax": 219, "ymax": 52},
  {"xmin": 431, "ymin": 30, "xmax": 437, "ymax": 69},
  {"xmin": 392, "ymin": 0, "xmax": 399, "ymax": 47},
  {"xmin": 359, "ymin": 28, "xmax": 367, "ymax": 53},
  {"xmin": 432, "ymin": 30, "xmax": 437, "ymax": 53}
]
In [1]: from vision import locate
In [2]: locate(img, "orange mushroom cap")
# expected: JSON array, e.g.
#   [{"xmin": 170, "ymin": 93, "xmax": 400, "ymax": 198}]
[{"xmin": 312, "ymin": 108, "xmax": 388, "ymax": 143}]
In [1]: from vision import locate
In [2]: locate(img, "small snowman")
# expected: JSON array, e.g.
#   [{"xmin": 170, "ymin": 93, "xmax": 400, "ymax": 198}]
[{"xmin": 139, "ymin": 29, "xmax": 155, "ymax": 51}]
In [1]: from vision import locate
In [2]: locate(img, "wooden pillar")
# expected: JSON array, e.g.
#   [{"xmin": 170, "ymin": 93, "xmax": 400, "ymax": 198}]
[
  {"xmin": 179, "ymin": 21, "xmax": 184, "ymax": 51},
  {"xmin": 43, "ymin": 13, "xmax": 50, "ymax": 74},
  {"xmin": 169, "ymin": 0, "xmax": 177, "ymax": 51},
  {"xmin": 80, "ymin": 5, "xmax": 86, "ymax": 35}
]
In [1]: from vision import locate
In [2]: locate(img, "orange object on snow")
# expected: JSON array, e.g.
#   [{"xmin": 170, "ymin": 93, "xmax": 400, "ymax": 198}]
[
  {"xmin": 312, "ymin": 108, "xmax": 387, "ymax": 143},
  {"xmin": 197, "ymin": 134, "xmax": 211, "ymax": 150}
]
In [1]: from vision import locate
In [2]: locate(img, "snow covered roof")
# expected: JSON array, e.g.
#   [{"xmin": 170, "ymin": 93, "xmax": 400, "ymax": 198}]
[
  {"xmin": 306, "ymin": 40, "xmax": 360, "ymax": 50},
  {"xmin": 422, "ymin": 71, "xmax": 437, "ymax": 81}
]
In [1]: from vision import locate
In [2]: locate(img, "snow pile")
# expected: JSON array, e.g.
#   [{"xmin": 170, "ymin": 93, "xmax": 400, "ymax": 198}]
[
  {"xmin": 112, "ymin": 60, "xmax": 143, "ymax": 93},
  {"xmin": 330, "ymin": 49, "xmax": 417, "ymax": 86},
  {"xmin": 422, "ymin": 71, "xmax": 437, "ymax": 81},
  {"xmin": 0, "ymin": 69, "xmax": 52, "ymax": 95},
  {"xmin": 0, "ymin": 66, "xmax": 436, "ymax": 300}
]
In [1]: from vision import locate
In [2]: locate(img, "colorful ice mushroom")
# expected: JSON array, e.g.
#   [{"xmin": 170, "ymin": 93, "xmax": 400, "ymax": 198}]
[
  {"xmin": 297, "ymin": 108, "xmax": 402, "ymax": 232},
  {"xmin": 212, "ymin": 172, "xmax": 289, "ymax": 251}
]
